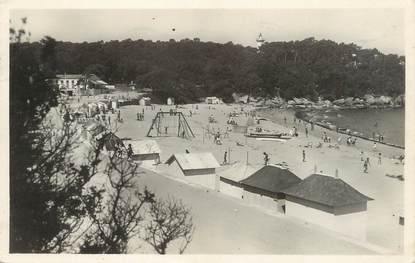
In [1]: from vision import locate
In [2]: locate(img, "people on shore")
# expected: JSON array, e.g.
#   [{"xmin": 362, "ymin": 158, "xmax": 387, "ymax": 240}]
[
  {"xmin": 223, "ymin": 151, "xmax": 228, "ymax": 165},
  {"xmin": 263, "ymin": 152, "xmax": 270, "ymax": 166},
  {"xmin": 302, "ymin": 150, "xmax": 306, "ymax": 162}
]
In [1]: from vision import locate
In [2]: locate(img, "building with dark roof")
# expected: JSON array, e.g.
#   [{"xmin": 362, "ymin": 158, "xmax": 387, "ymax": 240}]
[
  {"xmin": 282, "ymin": 173, "xmax": 373, "ymax": 240},
  {"xmin": 239, "ymin": 165, "xmax": 301, "ymax": 213}
]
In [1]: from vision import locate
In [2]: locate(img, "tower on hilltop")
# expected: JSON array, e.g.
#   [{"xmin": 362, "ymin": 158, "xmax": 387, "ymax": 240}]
[{"xmin": 256, "ymin": 33, "xmax": 265, "ymax": 50}]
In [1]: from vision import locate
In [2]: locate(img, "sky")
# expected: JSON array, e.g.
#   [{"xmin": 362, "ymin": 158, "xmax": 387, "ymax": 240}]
[{"xmin": 10, "ymin": 9, "xmax": 405, "ymax": 55}]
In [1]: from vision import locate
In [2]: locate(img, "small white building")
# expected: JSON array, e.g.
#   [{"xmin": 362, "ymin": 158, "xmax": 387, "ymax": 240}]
[
  {"xmin": 124, "ymin": 140, "xmax": 161, "ymax": 168},
  {"xmin": 282, "ymin": 174, "xmax": 373, "ymax": 240},
  {"xmin": 205, "ymin": 96, "xmax": 222, "ymax": 104},
  {"xmin": 165, "ymin": 152, "xmax": 220, "ymax": 190},
  {"xmin": 55, "ymin": 74, "xmax": 83, "ymax": 96},
  {"xmin": 167, "ymin": 97, "xmax": 175, "ymax": 105},
  {"xmin": 139, "ymin": 97, "xmax": 151, "ymax": 106},
  {"xmin": 217, "ymin": 162, "xmax": 259, "ymax": 199}
]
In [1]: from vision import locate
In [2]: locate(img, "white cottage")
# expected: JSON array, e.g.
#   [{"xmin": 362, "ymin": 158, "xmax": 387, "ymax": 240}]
[
  {"xmin": 217, "ymin": 162, "xmax": 259, "ymax": 199},
  {"xmin": 165, "ymin": 152, "xmax": 220, "ymax": 190},
  {"xmin": 282, "ymin": 174, "xmax": 373, "ymax": 240},
  {"xmin": 124, "ymin": 140, "xmax": 161, "ymax": 168}
]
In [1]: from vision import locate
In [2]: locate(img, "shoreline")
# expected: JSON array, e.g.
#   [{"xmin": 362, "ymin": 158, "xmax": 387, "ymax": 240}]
[{"xmin": 256, "ymin": 106, "xmax": 405, "ymax": 150}]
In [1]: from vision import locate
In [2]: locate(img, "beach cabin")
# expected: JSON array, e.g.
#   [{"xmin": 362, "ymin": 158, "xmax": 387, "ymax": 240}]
[
  {"xmin": 124, "ymin": 140, "xmax": 161, "ymax": 168},
  {"xmin": 165, "ymin": 152, "xmax": 220, "ymax": 190},
  {"xmin": 139, "ymin": 97, "xmax": 151, "ymax": 106},
  {"xmin": 167, "ymin": 97, "xmax": 175, "ymax": 106},
  {"xmin": 217, "ymin": 162, "xmax": 259, "ymax": 199},
  {"xmin": 240, "ymin": 165, "xmax": 301, "ymax": 213},
  {"xmin": 282, "ymin": 174, "xmax": 373, "ymax": 240},
  {"xmin": 205, "ymin": 96, "xmax": 221, "ymax": 104}
]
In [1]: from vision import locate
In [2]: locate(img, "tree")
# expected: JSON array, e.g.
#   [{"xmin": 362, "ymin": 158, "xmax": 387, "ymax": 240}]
[
  {"xmin": 142, "ymin": 197, "xmax": 195, "ymax": 254},
  {"xmin": 10, "ymin": 19, "xmax": 100, "ymax": 253},
  {"xmin": 79, "ymin": 153, "xmax": 155, "ymax": 254}
]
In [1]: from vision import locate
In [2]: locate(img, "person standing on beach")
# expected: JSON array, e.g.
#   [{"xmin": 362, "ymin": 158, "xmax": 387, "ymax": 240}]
[
  {"xmin": 373, "ymin": 142, "xmax": 377, "ymax": 151},
  {"xmin": 360, "ymin": 151, "xmax": 364, "ymax": 161},
  {"xmin": 378, "ymin": 152, "xmax": 382, "ymax": 165},
  {"xmin": 305, "ymin": 127, "xmax": 308, "ymax": 138},
  {"xmin": 263, "ymin": 152, "xmax": 270, "ymax": 166},
  {"xmin": 363, "ymin": 159, "xmax": 368, "ymax": 173},
  {"xmin": 302, "ymin": 150, "xmax": 306, "ymax": 162},
  {"xmin": 223, "ymin": 151, "xmax": 228, "ymax": 165}
]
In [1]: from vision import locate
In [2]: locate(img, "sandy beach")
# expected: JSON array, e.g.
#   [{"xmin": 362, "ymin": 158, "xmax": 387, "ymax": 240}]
[{"xmin": 72, "ymin": 95, "xmax": 404, "ymax": 254}]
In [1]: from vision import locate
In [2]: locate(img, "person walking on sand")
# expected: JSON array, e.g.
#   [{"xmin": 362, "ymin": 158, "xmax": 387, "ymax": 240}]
[
  {"xmin": 363, "ymin": 159, "xmax": 368, "ymax": 173},
  {"xmin": 305, "ymin": 127, "xmax": 308, "ymax": 138},
  {"xmin": 302, "ymin": 150, "xmax": 306, "ymax": 162},
  {"xmin": 223, "ymin": 151, "xmax": 228, "ymax": 165},
  {"xmin": 263, "ymin": 152, "xmax": 270, "ymax": 166},
  {"xmin": 378, "ymin": 152, "xmax": 382, "ymax": 165},
  {"xmin": 373, "ymin": 142, "xmax": 377, "ymax": 151}
]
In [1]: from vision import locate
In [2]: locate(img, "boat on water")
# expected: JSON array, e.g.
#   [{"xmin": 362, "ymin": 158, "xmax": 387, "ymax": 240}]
[{"xmin": 245, "ymin": 132, "xmax": 292, "ymax": 140}]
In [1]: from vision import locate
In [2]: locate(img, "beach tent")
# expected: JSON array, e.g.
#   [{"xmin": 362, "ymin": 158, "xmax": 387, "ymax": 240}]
[
  {"xmin": 165, "ymin": 152, "xmax": 220, "ymax": 190},
  {"xmin": 217, "ymin": 162, "xmax": 259, "ymax": 199},
  {"xmin": 123, "ymin": 139, "xmax": 161, "ymax": 168},
  {"xmin": 282, "ymin": 173, "xmax": 373, "ymax": 240},
  {"xmin": 240, "ymin": 165, "xmax": 301, "ymax": 213}
]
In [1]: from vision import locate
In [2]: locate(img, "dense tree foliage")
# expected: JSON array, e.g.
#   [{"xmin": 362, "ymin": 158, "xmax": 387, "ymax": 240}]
[{"xmin": 26, "ymin": 37, "xmax": 404, "ymax": 103}]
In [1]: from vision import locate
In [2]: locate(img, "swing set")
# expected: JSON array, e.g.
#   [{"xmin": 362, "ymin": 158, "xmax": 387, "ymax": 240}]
[{"xmin": 146, "ymin": 111, "xmax": 195, "ymax": 139}]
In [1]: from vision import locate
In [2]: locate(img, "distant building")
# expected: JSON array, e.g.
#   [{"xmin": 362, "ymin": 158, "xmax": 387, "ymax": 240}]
[
  {"xmin": 282, "ymin": 173, "xmax": 373, "ymax": 240},
  {"xmin": 165, "ymin": 152, "xmax": 220, "ymax": 190},
  {"xmin": 55, "ymin": 74, "xmax": 83, "ymax": 96},
  {"xmin": 256, "ymin": 33, "xmax": 265, "ymax": 50},
  {"xmin": 167, "ymin": 97, "xmax": 175, "ymax": 105},
  {"xmin": 205, "ymin": 96, "xmax": 222, "ymax": 104},
  {"xmin": 240, "ymin": 165, "xmax": 302, "ymax": 213},
  {"xmin": 54, "ymin": 73, "xmax": 110, "ymax": 96}
]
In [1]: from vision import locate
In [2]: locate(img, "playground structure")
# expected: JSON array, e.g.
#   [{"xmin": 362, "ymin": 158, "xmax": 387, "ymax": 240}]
[{"xmin": 147, "ymin": 111, "xmax": 195, "ymax": 139}]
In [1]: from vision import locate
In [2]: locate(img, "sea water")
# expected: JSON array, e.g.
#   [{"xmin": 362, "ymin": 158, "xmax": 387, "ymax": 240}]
[
  {"xmin": 259, "ymin": 107, "xmax": 405, "ymax": 147},
  {"xmin": 319, "ymin": 108, "xmax": 405, "ymax": 147}
]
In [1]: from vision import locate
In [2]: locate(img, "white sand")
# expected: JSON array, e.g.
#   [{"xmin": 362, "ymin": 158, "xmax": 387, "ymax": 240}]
[{"xmin": 71, "ymin": 96, "xmax": 404, "ymax": 253}]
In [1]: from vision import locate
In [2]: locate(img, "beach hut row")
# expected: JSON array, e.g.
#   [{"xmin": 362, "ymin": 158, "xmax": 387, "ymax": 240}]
[
  {"xmin": 161, "ymin": 154, "xmax": 372, "ymax": 241},
  {"xmin": 217, "ymin": 163, "xmax": 372, "ymax": 240}
]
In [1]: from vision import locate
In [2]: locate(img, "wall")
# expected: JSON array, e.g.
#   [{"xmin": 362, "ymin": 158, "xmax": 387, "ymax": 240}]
[
  {"xmin": 219, "ymin": 179, "xmax": 244, "ymax": 199},
  {"xmin": 285, "ymin": 197, "xmax": 368, "ymax": 240},
  {"xmin": 242, "ymin": 188, "xmax": 279, "ymax": 213},
  {"xmin": 166, "ymin": 161, "xmax": 218, "ymax": 190}
]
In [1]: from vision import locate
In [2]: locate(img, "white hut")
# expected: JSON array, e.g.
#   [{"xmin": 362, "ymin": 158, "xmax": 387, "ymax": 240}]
[
  {"xmin": 165, "ymin": 152, "xmax": 220, "ymax": 190},
  {"xmin": 282, "ymin": 173, "xmax": 373, "ymax": 240},
  {"xmin": 124, "ymin": 140, "xmax": 161, "ymax": 168},
  {"xmin": 167, "ymin": 97, "xmax": 175, "ymax": 105},
  {"xmin": 217, "ymin": 162, "xmax": 259, "ymax": 199},
  {"xmin": 205, "ymin": 96, "xmax": 221, "ymax": 104}
]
